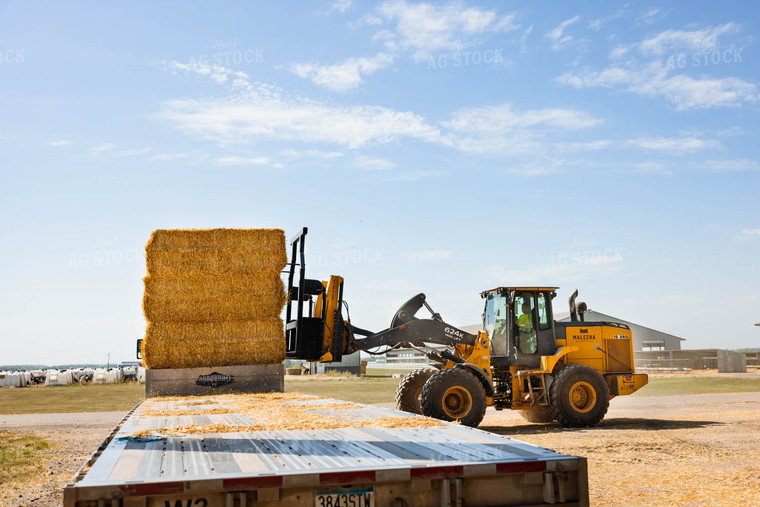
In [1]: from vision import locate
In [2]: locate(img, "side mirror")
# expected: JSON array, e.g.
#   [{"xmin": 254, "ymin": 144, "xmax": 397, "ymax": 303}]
[{"xmin": 136, "ymin": 339, "xmax": 143, "ymax": 359}]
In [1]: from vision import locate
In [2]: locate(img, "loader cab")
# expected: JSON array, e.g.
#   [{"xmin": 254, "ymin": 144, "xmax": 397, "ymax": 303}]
[{"xmin": 481, "ymin": 287, "xmax": 558, "ymax": 368}]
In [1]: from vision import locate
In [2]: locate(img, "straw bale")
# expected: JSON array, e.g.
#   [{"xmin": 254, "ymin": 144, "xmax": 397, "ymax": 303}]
[
  {"xmin": 143, "ymin": 291, "xmax": 286, "ymax": 322},
  {"xmin": 142, "ymin": 228, "xmax": 288, "ymax": 369},
  {"xmin": 147, "ymin": 318, "xmax": 283, "ymax": 341},
  {"xmin": 141, "ymin": 318, "xmax": 285, "ymax": 369},
  {"xmin": 147, "ymin": 228, "xmax": 285, "ymax": 252},
  {"xmin": 144, "ymin": 273, "xmax": 283, "ymax": 298},
  {"xmin": 145, "ymin": 228, "xmax": 287, "ymax": 277},
  {"xmin": 146, "ymin": 249, "xmax": 287, "ymax": 277}
]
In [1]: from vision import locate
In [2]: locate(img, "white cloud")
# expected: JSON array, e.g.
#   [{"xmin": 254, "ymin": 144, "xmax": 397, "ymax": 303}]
[
  {"xmin": 441, "ymin": 104, "xmax": 602, "ymax": 154},
  {"xmin": 443, "ymin": 104, "xmax": 600, "ymax": 131},
  {"xmin": 588, "ymin": 5, "xmax": 629, "ymax": 31},
  {"xmin": 162, "ymin": 60, "xmax": 246, "ymax": 85},
  {"xmin": 546, "ymin": 15, "xmax": 580, "ymax": 51},
  {"xmin": 519, "ymin": 25, "xmax": 533, "ymax": 53},
  {"xmin": 215, "ymin": 155, "xmax": 280, "ymax": 167},
  {"xmin": 118, "ymin": 147, "xmax": 153, "ymax": 157},
  {"xmin": 558, "ymin": 60, "xmax": 759, "ymax": 110},
  {"xmin": 50, "ymin": 140, "xmax": 72, "ymax": 147},
  {"xmin": 160, "ymin": 60, "xmax": 602, "ymax": 157},
  {"xmin": 281, "ymin": 149, "xmax": 344, "ymax": 160},
  {"xmin": 638, "ymin": 23, "xmax": 740, "ymax": 56},
  {"xmin": 354, "ymin": 156, "xmax": 396, "ymax": 171},
  {"xmin": 81, "ymin": 144, "xmax": 115, "ymax": 158},
  {"xmin": 399, "ymin": 250, "xmax": 452, "ymax": 261},
  {"xmin": 290, "ymin": 53, "xmax": 394, "ymax": 91},
  {"xmin": 159, "ymin": 66, "xmax": 442, "ymax": 149},
  {"xmin": 636, "ymin": 8, "xmax": 666, "ymax": 26},
  {"xmin": 327, "ymin": 0, "xmax": 352, "ymax": 14},
  {"xmin": 559, "ymin": 140, "xmax": 613, "ymax": 152},
  {"xmin": 609, "ymin": 45, "xmax": 631, "ymax": 59},
  {"xmin": 300, "ymin": 1, "xmax": 518, "ymax": 90},
  {"xmin": 557, "ymin": 23, "xmax": 758, "ymax": 110},
  {"xmin": 741, "ymin": 228, "xmax": 760, "ymax": 238},
  {"xmin": 697, "ymin": 159, "xmax": 760, "ymax": 172},
  {"xmin": 375, "ymin": 0, "xmax": 518, "ymax": 61},
  {"xmin": 626, "ymin": 136, "xmax": 722, "ymax": 153}
]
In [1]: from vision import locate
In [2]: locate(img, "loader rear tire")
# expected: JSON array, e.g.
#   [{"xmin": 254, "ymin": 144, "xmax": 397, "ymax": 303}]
[
  {"xmin": 420, "ymin": 368, "xmax": 487, "ymax": 428},
  {"xmin": 395, "ymin": 368, "xmax": 437, "ymax": 414},
  {"xmin": 549, "ymin": 364, "xmax": 609, "ymax": 427},
  {"xmin": 518, "ymin": 407, "xmax": 555, "ymax": 423}
]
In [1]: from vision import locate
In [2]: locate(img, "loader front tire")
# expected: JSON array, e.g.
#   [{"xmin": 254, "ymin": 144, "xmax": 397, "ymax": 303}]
[
  {"xmin": 395, "ymin": 368, "xmax": 437, "ymax": 414},
  {"xmin": 420, "ymin": 368, "xmax": 487, "ymax": 428},
  {"xmin": 549, "ymin": 364, "xmax": 609, "ymax": 427},
  {"xmin": 518, "ymin": 407, "xmax": 555, "ymax": 423}
]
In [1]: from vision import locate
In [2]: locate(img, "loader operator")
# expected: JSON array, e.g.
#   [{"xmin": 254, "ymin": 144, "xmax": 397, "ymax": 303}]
[{"xmin": 516, "ymin": 302, "xmax": 537, "ymax": 354}]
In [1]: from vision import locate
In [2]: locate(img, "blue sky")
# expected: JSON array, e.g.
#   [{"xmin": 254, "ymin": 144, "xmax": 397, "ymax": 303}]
[{"xmin": 1, "ymin": 1, "xmax": 758, "ymax": 365}]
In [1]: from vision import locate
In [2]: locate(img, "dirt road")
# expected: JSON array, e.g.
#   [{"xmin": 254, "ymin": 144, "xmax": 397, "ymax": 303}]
[
  {"xmin": 2, "ymin": 394, "xmax": 759, "ymax": 506},
  {"xmin": 480, "ymin": 393, "xmax": 760, "ymax": 506}
]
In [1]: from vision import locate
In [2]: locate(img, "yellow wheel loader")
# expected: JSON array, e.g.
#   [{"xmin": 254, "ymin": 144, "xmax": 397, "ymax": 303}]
[{"xmin": 285, "ymin": 228, "xmax": 647, "ymax": 428}]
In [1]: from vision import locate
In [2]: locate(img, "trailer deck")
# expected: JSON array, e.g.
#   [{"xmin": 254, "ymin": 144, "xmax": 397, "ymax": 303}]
[{"xmin": 64, "ymin": 394, "xmax": 588, "ymax": 506}]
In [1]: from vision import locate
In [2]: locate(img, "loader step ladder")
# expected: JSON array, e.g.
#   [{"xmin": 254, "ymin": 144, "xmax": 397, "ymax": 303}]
[{"xmin": 517, "ymin": 370, "xmax": 548, "ymax": 406}]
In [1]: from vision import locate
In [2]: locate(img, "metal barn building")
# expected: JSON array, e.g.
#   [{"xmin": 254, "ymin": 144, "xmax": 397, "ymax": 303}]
[{"xmin": 555, "ymin": 310, "xmax": 685, "ymax": 351}]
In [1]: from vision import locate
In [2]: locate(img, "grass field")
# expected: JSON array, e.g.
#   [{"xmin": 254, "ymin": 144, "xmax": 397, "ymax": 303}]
[
  {"xmin": 286, "ymin": 376, "xmax": 399, "ymax": 404},
  {"xmin": 0, "ymin": 383, "xmax": 144, "ymax": 414},
  {"xmin": 0, "ymin": 431, "xmax": 54, "ymax": 489},
  {"xmin": 1, "ymin": 373, "xmax": 760, "ymax": 414},
  {"xmin": 631, "ymin": 375, "xmax": 760, "ymax": 397}
]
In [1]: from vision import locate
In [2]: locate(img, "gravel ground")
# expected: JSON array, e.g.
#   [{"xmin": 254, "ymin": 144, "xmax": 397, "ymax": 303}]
[{"xmin": 2, "ymin": 394, "xmax": 759, "ymax": 506}]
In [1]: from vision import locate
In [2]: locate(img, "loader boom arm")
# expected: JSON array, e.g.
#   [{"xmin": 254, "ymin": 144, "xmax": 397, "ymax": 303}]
[{"xmin": 284, "ymin": 228, "xmax": 477, "ymax": 363}]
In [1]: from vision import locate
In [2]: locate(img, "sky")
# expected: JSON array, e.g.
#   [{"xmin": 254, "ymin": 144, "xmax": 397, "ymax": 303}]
[{"xmin": 1, "ymin": 1, "xmax": 758, "ymax": 365}]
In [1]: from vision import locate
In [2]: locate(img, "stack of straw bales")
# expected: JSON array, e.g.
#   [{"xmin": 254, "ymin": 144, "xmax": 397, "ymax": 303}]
[{"xmin": 142, "ymin": 229, "xmax": 287, "ymax": 369}]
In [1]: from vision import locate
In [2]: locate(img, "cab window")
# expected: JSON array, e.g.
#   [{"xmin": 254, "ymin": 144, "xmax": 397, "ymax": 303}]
[
  {"xmin": 484, "ymin": 294, "xmax": 508, "ymax": 356},
  {"xmin": 513, "ymin": 292, "xmax": 537, "ymax": 354},
  {"xmin": 538, "ymin": 293, "xmax": 551, "ymax": 330},
  {"xmin": 482, "ymin": 295, "xmax": 496, "ymax": 335}
]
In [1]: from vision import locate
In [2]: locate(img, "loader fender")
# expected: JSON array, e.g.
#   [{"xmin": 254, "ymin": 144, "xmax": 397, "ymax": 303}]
[
  {"xmin": 454, "ymin": 363, "xmax": 494, "ymax": 397},
  {"xmin": 540, "ymin": 346, "xmax": 579, "ymax": 375}
]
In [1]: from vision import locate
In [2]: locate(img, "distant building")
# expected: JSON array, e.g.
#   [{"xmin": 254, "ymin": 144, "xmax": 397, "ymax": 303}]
[{"xmin": 555, "ymin": 311, "xmax": 685, "ymax": 351}]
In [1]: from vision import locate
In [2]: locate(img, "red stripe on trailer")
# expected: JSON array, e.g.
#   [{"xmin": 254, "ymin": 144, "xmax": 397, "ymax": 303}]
[
  {"xmin": 410, "ymin": 465, "xmax": 464, "ymax": 480},
  {"xmin": 120, "ymin": 481, "xmax": 184, "ymax": 497},
  {"xmin": 496, "ymin": 461, "xmax": 547, "ymax": 474},
  {"xmin": 320, "ymin": 470, "xmax": 376, "ymax": 485},
  {"xmin": 223, "ymin": 475, "xmax": 284, "ymax": 489}
]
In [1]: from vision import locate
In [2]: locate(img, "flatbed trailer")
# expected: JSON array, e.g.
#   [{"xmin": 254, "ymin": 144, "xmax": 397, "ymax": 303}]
[{"xmin": 64, "ymin": 395, "xmax": 588, "ymax": 507}]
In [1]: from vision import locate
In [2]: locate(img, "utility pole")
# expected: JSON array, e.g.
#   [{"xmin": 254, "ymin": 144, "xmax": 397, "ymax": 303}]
[{"xmin": 107, "ymin": 353, "xmax": 110, "ymax": 368}]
